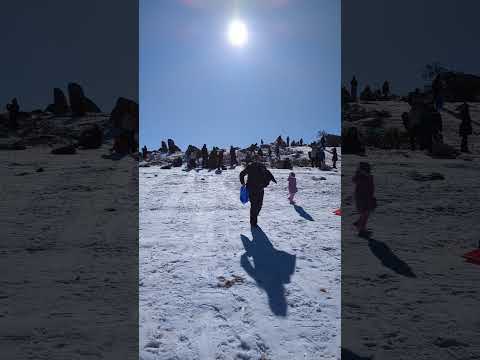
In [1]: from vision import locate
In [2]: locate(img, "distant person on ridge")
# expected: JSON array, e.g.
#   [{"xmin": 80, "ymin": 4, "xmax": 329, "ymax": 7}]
[
  {"xmin": 287, "ymin": 136, "xmax": 290, "ymax": 147},
  {"xmin": 217, "ymin": 149, "xmax": 224, "ymax": 170},
  {"xmin": 382, "ymin": 80, "xmax": 390, "ymax": 98},
  {"xmin": 201, "ymin": 144, "xmax": 209, "ymax": 168},
  {"xmin": 432, "ymin": 74, "xmax": 444, "ymax": 111},
  {"xmin": 353, "ymin": 162, "xmax": 376, "ymax": 238},
  {"xmin": 459, "ymin": 102, "xmax": 473, "ymax": 153},
  {"xmin": 318, "ymin": 146, "xmax": 326, "ymax": 169},
  {"xmin": 230, "ymin": 146, "xmax": 237, "ymax": 167},
  {"xmin": 240, "ymin": 157, "xmax": 277, "ymax": 228},
  {"xmin": 287, "ymin": 172, "xmax": 297, "ymax": 204},
  {"xmin": 331, "ymin": 147, "xmax": 338, "ymax": 168},
  {"xmin": 350, "ymin": 76, "xmax": 358, "ymax": 101},
  {"xmin": 6, "ymin": 98, "xmax": 20, "ymax": 130}
]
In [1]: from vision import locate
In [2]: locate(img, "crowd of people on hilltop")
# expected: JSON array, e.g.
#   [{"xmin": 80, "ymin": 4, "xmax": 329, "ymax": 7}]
[
  {"xmin": 141, "ymin": 134, "xmax": 340, "ymax": 170},
  {"xmin": 344, "ymin": 75, "xmax": 476, "ymax": 154}
]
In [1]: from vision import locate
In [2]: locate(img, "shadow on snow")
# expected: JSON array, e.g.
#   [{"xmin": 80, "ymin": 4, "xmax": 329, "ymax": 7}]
[{"xmin": 240, "ymin": 227, "xmax": 296, "ymax": 316}]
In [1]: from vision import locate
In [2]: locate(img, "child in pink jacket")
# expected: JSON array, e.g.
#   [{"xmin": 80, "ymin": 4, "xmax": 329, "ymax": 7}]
[{"xmin": 288, "ymin": 172, "xmax": 297, "ymax": 204}]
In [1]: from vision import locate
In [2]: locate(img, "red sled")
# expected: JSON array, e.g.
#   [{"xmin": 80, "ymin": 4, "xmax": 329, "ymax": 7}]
[
  {"xmin": 462, "ymin": 249, "xmax": 480, "ymax": 265},
  {"xmin": 333, "ymin": 209, "xmax": 341, "ymax": 216}
]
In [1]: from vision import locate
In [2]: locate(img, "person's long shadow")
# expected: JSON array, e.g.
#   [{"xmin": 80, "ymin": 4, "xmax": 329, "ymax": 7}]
[
  {"xmin": 240, "ymin": 227, "xmax": 296, "ymax": 316},
  {"xmin": 293, "ymin": 205, "xmax": 314, "ymax": 221},
  {"xmin": 368, "ymin": 238, "xmax": 416, "ymax": 278}
]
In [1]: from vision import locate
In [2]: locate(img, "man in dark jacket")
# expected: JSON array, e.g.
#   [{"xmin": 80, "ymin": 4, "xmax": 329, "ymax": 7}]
[{"xmin": 239, "ymin": 159, "xmax": 277, "ymax": 227}]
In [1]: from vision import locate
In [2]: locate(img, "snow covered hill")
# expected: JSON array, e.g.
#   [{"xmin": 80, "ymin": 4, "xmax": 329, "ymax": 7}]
[
  {"xmin": 342, "ymin": 101, "xmax": 480, "ymax": 359},
  {"xmin": 140, "ymin": 165, "xmax": 341, "ymax": 359}
]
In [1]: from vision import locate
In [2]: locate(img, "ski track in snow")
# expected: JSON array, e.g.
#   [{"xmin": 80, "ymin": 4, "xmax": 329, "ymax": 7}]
[{"xmin": 140, "ymin": 164, "xmax": 341, "ymax": 360}]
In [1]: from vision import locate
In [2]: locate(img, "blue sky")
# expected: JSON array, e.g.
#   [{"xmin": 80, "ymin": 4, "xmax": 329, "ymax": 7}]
[{"xmin": 140, "ymin": 0, "xmax": 340, "ymax": 150}]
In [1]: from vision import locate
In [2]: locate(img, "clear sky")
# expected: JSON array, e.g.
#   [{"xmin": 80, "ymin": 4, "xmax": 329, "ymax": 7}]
[
  {"xmin": 342, "ymin": 0, "xmax": 480, "ymax": 95},
  {"xmin": 0, "ymin": 0, "xmax": 138, "ymax": 113},
  {"xmin": 140, "ymin": 0, "xmax": 340, "ymax": 150}
]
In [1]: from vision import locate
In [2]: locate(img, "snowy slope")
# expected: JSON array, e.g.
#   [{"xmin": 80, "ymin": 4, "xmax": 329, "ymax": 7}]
[
  {"xmin": 140, "ymin": 164, "xmax": 341, "ymax": 359},
  {"xmin": 342, "ymin": 101, "xmax": 480, "ymax": 359}
]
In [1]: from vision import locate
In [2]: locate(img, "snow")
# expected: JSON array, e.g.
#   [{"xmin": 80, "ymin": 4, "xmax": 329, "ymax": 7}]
[
  {"xmin": 342, "ymin": 101, "xmax": 480, "ymax": 359},
  {"xmin": 0, "ymin": 144, "xmax": 138, "ymax": 359},
  {"xmin": 140, "ymin": 163, "xmax": 341, "ymax": 359}
]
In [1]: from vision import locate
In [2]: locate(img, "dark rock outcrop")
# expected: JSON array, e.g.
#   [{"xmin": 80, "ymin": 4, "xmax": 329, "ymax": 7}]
[
  {"xmin": 68, "ymin": 83, "xmax": 102, "ymax": 116},
  {"xmin": 171, "ymin": 157, "xmax": 183, "ymax": 167},
  {"xmin": 167, "ymin": 139, "xmax": 181, "ymax": 154},
  {"xmin": 160, "ymin": 141, "xmax": 168, "ymax": 153},
  {"xmin": 78, "ymin": 124, "xmax": 103, "ymax": 149},
  {"xmin": 45, "ymin": 88, "xmax": 69, "ymax": 115},
  {"xmin": 110, "ymin": 97, "xmax": 138, "ymax": 154},
  {"xmin": 438, "ymin": 71, "xmax": 480, "ymax": 102}
]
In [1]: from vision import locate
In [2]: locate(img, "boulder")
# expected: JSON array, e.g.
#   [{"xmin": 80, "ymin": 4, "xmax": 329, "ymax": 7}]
[
  {"xmin": 185, "ymin": 144, "xmax": 200, "ymax": 158},
  {"xmin": 68, "ymin": 83, "xmax": 102, "ymax": 116},
  {"xmin": 46, "ymin": 88, "xmax": 69, "ymax": 114},
  {"xmin": 79, "ymin": 124, "xmax": 103, "ymax": 149},
  {"xmin": 68, "ymin": 83, "xmax": 86, "ymax": 116},
  {"xmin": 111, "ymin": 97, "xmax": 138, "ymax": 128},
  {"xmin": 51, "ymin": 144, "xmax": 76, "ymax": 155},
  {"xmin": 84, "ymin": 97, "xmax": 101, "ymax": 113},
  {"xmin": 273, "ymin": 158, "xmax": 293, "ymax": 169},
  {"xmin": 439, "ymin": 71, "xmax": 480, "ymax": 102},
  {"xmin": 172, "ymin": 157, "xmax": 183, "ymax": 167},
  {"xmin": 160, "ymin": 141, "xmax": 168, "ymax": 153},
  {"xmin": 167, "ymin": 139, "xmax": 181, "ymax": 154},
  {"xmin": 110, "ymin": 97, "xmax": 138, "ymax": 154}
]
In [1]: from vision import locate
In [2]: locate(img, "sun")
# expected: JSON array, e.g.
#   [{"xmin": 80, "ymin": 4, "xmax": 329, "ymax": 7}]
[{"xmin": 227, "ymin": 19, "xmax": 248, "ymax": 47}]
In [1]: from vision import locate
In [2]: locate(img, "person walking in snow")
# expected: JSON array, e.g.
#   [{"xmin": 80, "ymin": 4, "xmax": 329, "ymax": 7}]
[
  {"xmin": 331, "ymin": 147, "xmax": 338, "ymax": 168},
  {"xmin": 353, "ymin": 162, "xmax": 376, "ymax": 238},
  {"xmin": 287, "ymin": 172, "xmax": 297, "ymax": 204},
  {"xmin": 239, "ymin": 157, "xmax": 277, "ymax": 228}
]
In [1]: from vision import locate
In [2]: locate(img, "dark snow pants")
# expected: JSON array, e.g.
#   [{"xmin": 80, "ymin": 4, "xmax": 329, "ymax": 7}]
[{"xmin": 249, "ymin": 190, "xmax": 264, "ymax": 227}]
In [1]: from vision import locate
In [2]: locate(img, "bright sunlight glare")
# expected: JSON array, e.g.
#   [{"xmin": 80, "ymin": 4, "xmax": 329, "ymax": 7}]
[{"xmin": 227, "ymin": 19, "xmax": 248, "ymax": 47}]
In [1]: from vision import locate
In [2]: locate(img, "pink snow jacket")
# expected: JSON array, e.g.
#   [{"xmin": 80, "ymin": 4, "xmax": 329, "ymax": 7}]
[{"xmin": 288, "ymin": 175, "xmax": 297, "ymax": 194}]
